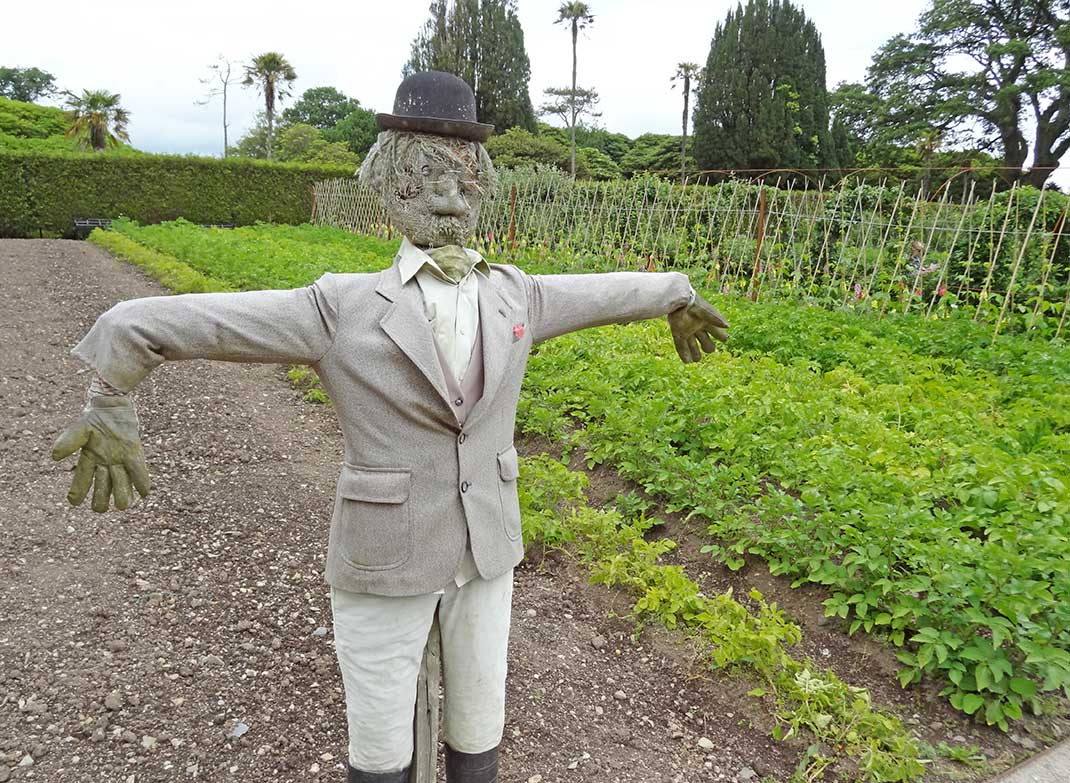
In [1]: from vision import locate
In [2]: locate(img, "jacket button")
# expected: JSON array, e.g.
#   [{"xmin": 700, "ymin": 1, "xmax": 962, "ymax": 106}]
[
  {"xmin": 454, "ymin": 397, "xmax": 464, "ymax": 406},
  {"xmin": 460, "ymin": 481, "xmax": 471, "ymax": 493},
  {"xmin": 458, "ymin": 433, "xmax": 467, "ymax": 444}
]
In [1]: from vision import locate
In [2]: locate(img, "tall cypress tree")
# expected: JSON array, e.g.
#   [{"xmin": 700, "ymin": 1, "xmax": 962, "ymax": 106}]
[
  {"xmin": 406, "ymin": 0, "xmax": 537, "ymax": 133},
  {"xmin": 692, "ymin": 0, "xmax": 833, "ymax": 176}
]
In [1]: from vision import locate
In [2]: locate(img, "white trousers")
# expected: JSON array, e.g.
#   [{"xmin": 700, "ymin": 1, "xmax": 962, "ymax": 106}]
[{"xmin": 330, "ymin": 568, "xmax": 514, "ymax": 773}]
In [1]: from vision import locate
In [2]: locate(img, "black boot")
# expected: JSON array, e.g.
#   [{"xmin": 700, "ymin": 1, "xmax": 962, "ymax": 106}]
[
  {"xmin": 346, "ymin": 762, "xmax": 411, "ymax": 782},
  {"xmin": 444, "ymin": 745, "xmax": 498, "ymax": 783}
]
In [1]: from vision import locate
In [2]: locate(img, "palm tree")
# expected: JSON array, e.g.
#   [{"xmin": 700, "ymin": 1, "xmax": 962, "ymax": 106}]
[
  {"xmin": 63, "ymin": 90, "xmax": 131, "ymax": 152},
  {"xmin": 671, "ymin": 63, "xmax": 701, "ymax": 185},
  {"xmin": 555, "ymin": 2, "xmax": 594, "ymax": 177},
  {"xmin": 242, "ymin": 52, "xmax": 297, "ymax": 161}
]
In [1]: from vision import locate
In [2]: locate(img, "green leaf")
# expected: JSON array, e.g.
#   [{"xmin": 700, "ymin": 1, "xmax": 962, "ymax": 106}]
[{"xmin": 1009, "ymin": 678, "xmax": 1037, "ymax": 698}]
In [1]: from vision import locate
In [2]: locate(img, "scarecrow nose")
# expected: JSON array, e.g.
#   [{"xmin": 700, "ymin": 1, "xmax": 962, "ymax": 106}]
[{"xmin": 431, "ymin": 177, "xmax": 469, "ymax": 217}]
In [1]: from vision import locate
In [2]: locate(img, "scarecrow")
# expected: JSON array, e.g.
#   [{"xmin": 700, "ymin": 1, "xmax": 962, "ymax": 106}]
[{"xmin": 51, "ymin": 72, "xmax": 729, "ymax": 783}]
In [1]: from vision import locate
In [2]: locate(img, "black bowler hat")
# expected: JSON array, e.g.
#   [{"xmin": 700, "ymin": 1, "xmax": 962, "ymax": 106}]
[{"xmin": 376, "ymin": 71, "xmax": 494, "ymax": 142}]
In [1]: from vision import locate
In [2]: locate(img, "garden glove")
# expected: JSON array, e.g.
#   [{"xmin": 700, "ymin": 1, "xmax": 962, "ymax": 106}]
[
  {"xmin": 668, "ymin": 289, "xmax": 730, "ymax": 363},
  {"xmin": 51, "ymin": 394, "xmax": 151, "ymax": 513}
]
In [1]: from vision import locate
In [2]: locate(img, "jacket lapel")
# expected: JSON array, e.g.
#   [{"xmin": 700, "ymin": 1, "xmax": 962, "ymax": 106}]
[
  {"xmin": 376, "ymin": 260, "xmax": 453, "ymax": 411},
  {"xmin": 465, "ymin": 273, "xmax": 521, "ymax": 427}
]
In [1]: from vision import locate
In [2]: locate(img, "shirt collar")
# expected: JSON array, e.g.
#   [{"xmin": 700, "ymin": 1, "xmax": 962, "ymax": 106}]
[{"xmin": 397, "ymin": 236, "xmax": 491, "ymax": 286}]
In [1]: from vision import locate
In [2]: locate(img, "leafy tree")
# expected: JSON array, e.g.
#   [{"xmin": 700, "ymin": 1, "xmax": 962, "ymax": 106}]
[
  {"xmin": 539, "ymin": 87, "xmax": 600, "ymax": 139},
  {"xmin": 242, "ymin": 52, "xmax": 297, "ymax": 161},
  {"xmin": 0, "ymin": 67, "xmax": 57, "ymax": 103},
  {"xmin": 486, "ymin": 126, "xmax": 571, "ymax": 170},
  {"xmin": 692, "ymin": 0, "xmax": 834, "ymax": 177},
  {"xmin": 405, "ymin": 0, "xmax": 536, "ymax": 133},
  {"xmin": 671, "ymin": 62, "xmax": 702, "ymax": 183},
  {"xmin": 619, "ymin": 133, "xmax": 690, "ymax": 177},
  {"xmin": 0, "ymin": 96, "xmax": 67, "ymax": 139},
  {"xmin": 867, "ymin": 0, "xmax": 1070, "ymax": 188},
  {"xmin": 572, "ymin": 124, "xmax": 632, "ymax": 163},
  {"xmin": 554, "ymin": 1, "xmax": 595, "ymax": 176},
  {"xmin": 63, "ymin": 89, "xmax": 130, "ymax": 152},
  {"xmin": 282, "ymin": 86, "xmax": 361, "ymax": 130},
  {"xmin": 575, "ymin": 146, "xmax": 620, "ymax": 180},
  {"xmin": 229, "ymin": 113, "xmax": 271, "ymax": 158},
  {"xmin": 276, "ymin": 123, "xmax": 360, "ymax": 166},
  {"xmin": 485, "ymin": 126, "xmax": 619, "ymax": 178},
  {"xmin": 322, "ymin": 107, "xmax": 379, "ymax": 158},
  {"xmin": 195, "ymin": 55, "xmax": 236, "ymax": 157}
]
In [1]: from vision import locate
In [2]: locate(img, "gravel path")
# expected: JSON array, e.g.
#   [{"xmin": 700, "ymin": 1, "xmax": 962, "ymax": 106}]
[{"xmin": 0, "ymin": 240, "xmax": 789, "ymax": 783}]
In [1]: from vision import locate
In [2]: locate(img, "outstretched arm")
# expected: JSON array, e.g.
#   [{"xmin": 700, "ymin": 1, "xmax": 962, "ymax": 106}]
[
  {"xmin": 53, "ymin": 275, "xmax": 340, "ymax": 512},
  {"xmin": 72, "ymin": 275, "xmax": 339, "ymax": 391},
  {"xmin": 522, "ymin": 270, "xmax": 728, "ymax": 361}
]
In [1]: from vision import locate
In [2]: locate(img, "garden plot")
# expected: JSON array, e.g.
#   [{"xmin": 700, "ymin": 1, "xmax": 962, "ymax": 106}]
[{"xmin": 70, "ymin": 220, "xmax": 1070, "ymax": 781}]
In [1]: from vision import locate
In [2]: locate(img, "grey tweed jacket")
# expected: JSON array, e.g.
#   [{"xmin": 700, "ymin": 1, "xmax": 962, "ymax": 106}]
[{"xmin": 73, "ymin": 256, "xmax": 692, "ymax": 595}]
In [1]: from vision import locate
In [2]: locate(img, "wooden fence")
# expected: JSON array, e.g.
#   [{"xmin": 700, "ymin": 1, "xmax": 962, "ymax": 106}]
[{"xmin": 312, "ymin": 169, "xmax": 1070, "ymax": 339}]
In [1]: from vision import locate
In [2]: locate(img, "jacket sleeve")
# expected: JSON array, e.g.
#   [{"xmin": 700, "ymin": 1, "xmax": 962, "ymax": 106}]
[
  {"xmin": 71, "ymin": 273, "xmax": 340, "ymax": 392},
  {"xmin": 521, "ymin": 270, "xmax": 692, "ymax": 344}
]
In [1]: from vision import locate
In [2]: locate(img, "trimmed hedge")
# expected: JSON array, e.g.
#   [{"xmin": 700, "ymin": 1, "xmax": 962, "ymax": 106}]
[{"xmin": 0, "ymin": 150, "xmax": 352, "ymax": 237}]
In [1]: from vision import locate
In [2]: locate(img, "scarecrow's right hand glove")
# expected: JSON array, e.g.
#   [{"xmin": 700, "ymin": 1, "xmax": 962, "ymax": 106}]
[
  {"xmin": 51, "ymin": 395, "xmax": 151, "ymax": 512},
  {"xmin": 667, "ymin": 289, "xmax": 730, "ymax": 363}
]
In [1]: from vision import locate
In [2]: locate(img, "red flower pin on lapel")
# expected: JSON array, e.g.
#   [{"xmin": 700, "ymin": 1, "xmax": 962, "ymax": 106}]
[{"xmin": 512, "ymin": 323, "xmax": 525, "ymax": 341}]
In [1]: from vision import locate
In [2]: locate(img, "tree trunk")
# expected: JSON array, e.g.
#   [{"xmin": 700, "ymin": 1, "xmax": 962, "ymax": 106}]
[
  {"xmin": 222, "ymin": 76, "xmax": 229, "ymax": 158},
  {"xmin": 997, "ymin": 120, "xmax": 1028, "ymax": 185},
  {"xmin": 680, "ymin": 74, "xmax": 689, "ymax": 185},
  {"xmin": 570, "ymin": 20, "xmax": 577, "ymax": 178},
  {"xmin": 266, "ymin": 107, "xmax": 274, "ymax": 160}
]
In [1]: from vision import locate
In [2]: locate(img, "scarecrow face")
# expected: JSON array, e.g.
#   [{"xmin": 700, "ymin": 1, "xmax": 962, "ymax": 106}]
[{"xmin": 360, "ymin": 131, "xmax": 496, "ymax": 248}]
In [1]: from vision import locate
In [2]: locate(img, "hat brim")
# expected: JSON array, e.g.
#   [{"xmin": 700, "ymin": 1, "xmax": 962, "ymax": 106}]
[{"xmin": 376, "ymin": 113, "xmax": 494, "ymax": 142}]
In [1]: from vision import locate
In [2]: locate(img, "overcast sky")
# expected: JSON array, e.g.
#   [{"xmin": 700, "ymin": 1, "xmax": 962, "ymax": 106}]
[{"xmin": 8, "ymin": 0, "xmax": 1067, "ymax": 186}]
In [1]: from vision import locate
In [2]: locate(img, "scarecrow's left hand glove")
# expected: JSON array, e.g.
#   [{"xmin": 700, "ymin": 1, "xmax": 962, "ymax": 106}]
[{"xmin": 668, "ymin": 289, "xmax": 729, "ymax": 363}]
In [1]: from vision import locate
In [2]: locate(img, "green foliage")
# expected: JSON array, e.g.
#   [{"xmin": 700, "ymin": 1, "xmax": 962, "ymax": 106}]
[
  {"xmin": 485, "ymin": 127, "xmax": 619, "ymax": 180},
  {"xmin": 619, "ymin": 133, "xmax": 689, "ymax": 177},
  {"xmin": 405, "ymin": 0, "xmax": 536, "ymax": 133},
  {"xmin": 275, "ymin": 123, "xmax": 359, "ymax": 167},
  {"xmin": 0, "ymin": 96, "xmax": 66, "ymax": 139},
  {"xmin": 322, "ymin": 107, "xmax": 379, "ymax": 159},
  {"xmin": 865, "ymin": 0, "xmax": 1070, "ymax": 188},
  {"xmin": 242, "ymin": 51, "xmax": 298, "ymax": 160},
  {"xmin": 518, "ymin": 454, "xmax": 924, "ymax": 782},
  {"xmin": 572, "ymin": 124, "xmax": 632, "ymax": 163},
  {"xmin": 282, "ymin": 86, "xmax": 362, "ymax": 130},
  {"xmin": 62, "ymin": 89, "xmax": 130, "ymax": 152},
  {"xmin": 519, "ymin": 294, "xmax": 1070, "ymax": 731},
  {"xmin": 0, "ymin": 96, "xmax": 140, "ymax": 156},
  {"xmin": 693, "ymin": 0, "xmax": 834, "ymax": 175},
  {"xmin": 102, "ymin": 219, "xmax": 398, "ymax": 289},
  {"xmin": 88, "ymin": 229, "xmax": 233, "ymax": 294},
  {"xmin": 486, "ymin": 127, "xmax": 569, "ymax": 170},
  {"xmin": 0, "ymin": 66, "xmax": 57, "ymax": 103},
  {"xmin": 0, "ymin": 151, "xmax": 350, "ymax": 237}
]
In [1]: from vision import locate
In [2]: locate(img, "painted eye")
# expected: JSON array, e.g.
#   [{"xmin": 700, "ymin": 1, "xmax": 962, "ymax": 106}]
[{"xmin": 420, "ymin": 164, "xmax": 432, "ymax": 177}]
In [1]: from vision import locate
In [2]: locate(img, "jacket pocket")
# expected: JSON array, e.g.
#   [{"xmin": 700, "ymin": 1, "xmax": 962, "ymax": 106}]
[
  {"xmin": 497, "ymin": 445, "xmax": 522, "ymax": 541},
  {"xmin": 336, "ymin": 465, "xmax": 413, "ymax": 570}
]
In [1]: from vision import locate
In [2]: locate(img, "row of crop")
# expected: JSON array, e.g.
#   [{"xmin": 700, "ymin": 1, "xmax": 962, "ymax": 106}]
[
  {"xmin": 0, "ymin": 151, "xmax": 351, "ymax": 238},
  {"xmin": 516, "ymin": 305, "xmax": 1070, "ymax": 730},
  {"xmin": 518, "ymin": 455, "xmax": 927, "ymax": 782}
]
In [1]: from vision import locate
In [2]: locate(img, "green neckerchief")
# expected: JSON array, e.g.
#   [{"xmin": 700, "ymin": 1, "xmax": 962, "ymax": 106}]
[{"xmin": 424, "ymin": 245, "xmax": 476, "ymax": 285}]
